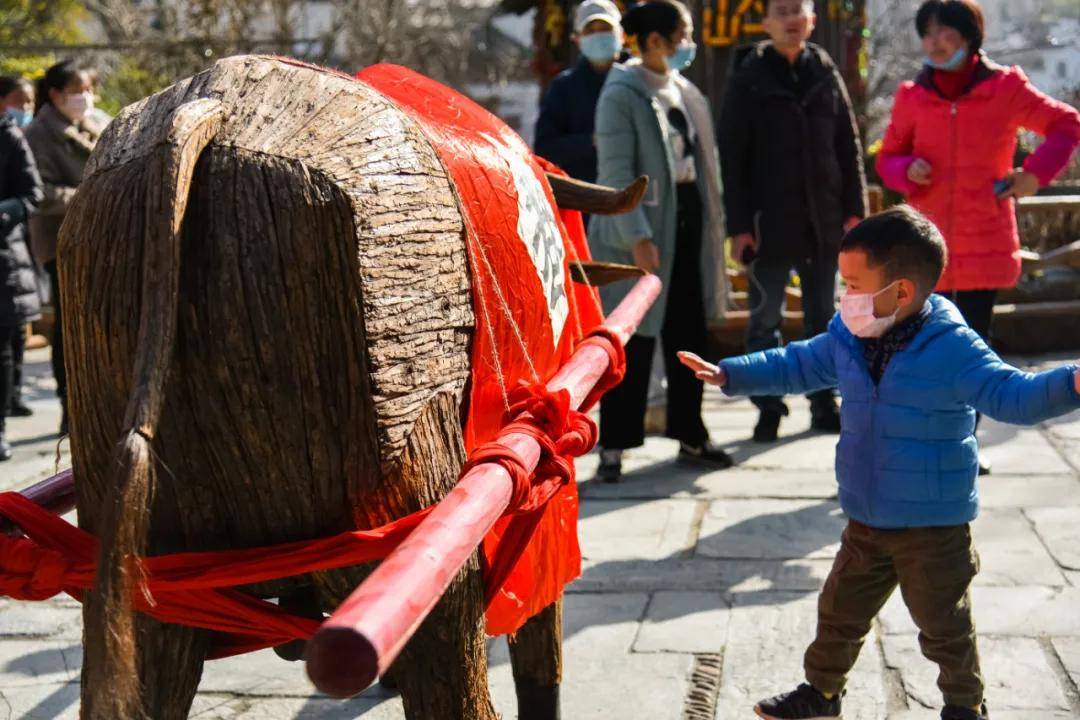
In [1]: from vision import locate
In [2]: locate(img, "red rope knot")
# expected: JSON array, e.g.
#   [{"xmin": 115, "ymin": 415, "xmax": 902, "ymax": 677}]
[
  {"xmin": 576, "ymin": 326, "xmax": 627, "ymax": 412},
  {"xmin": 0, "ymin": 537, "xmax": 71, "ymax": 601},
  {"xmin": 462, "ymin": 381, "xmax": 598, "ymax": 515}
]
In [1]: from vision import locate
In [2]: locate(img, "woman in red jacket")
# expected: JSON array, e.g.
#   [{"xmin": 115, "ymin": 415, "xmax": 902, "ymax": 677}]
[{"xmin": 877, "ymin": 0, "xmax": 1080, "ymax": 341}]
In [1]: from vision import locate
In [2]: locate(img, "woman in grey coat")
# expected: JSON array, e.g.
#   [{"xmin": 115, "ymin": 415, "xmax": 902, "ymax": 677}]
[
  {"xmin": 0, "ymin": 112, "xmax": 44, "ymax": 459},
  {"xmin": 23, "ymin": 59, "xmax": 109, "ymax": 435},
  {"xmin": 589, "ymin": 0, "xmax": 731, "ymax": 481}
]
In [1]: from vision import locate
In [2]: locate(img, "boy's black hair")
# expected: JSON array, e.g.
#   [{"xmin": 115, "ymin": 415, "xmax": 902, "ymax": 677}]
[
  {"xmin": 915, "ymin": 0, "xmax": 985, "ymax": 55},
  {"xmin": 839, "ymin": 205, "xmax": 948, "ymax": 294},
  {"xmin": 622, "ymin": 1, "xmax": 683, "ymax": 43}
]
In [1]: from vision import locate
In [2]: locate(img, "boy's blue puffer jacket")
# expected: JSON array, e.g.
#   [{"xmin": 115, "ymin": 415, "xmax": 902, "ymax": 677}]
[{"xmin": 719, "ymin": 295, "xmax": 1080, "ymax": 529}]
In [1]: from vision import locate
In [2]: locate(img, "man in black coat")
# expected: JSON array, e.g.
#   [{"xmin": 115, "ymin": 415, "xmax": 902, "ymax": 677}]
[
  {"xmin": 718, "ymin": 0, "xmax": 867, "ymax": 442},
  {"xmin": 534, "ymin": 0, "xmax": 624, "ymax": 187},
  {"xmin": 0, "ymin": 112, "xmax": 44, "ymax": 459}
]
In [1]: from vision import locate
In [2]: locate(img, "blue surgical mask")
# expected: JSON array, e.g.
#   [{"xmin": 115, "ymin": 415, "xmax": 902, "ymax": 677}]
[
  {"xmin": 580, "ymin": 32, "xmax": 621, "ymax": 64},
  {"xmin": 923, "ymin": 47, "xmax": 968, "ymax": 71},
  {"xmin": 4, "ymin": 108, "xmax": 32, "ymax": 129},
  {"xmin": 668, "ymin": 41, "xmax": 697, "ymax": 72}
]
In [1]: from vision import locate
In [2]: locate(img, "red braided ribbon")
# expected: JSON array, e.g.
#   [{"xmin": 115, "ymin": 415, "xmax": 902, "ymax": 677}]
[{"xmin": 0, "ymin": 324, "xmax": 626, "ymax": 654}]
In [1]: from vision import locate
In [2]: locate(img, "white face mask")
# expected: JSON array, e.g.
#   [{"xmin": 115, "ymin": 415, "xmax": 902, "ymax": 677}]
[
  {"xmin": 61, "ymin": 91, "xmax": 93, "ymax": 122},
  {"xmin": 840, "ymin": 282, "xmax": 900, "ymax": 338}
]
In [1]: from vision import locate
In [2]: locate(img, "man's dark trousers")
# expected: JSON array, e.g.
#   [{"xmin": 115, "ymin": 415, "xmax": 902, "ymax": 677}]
[{"xmin": 745, "ymin": 246, "xmax": 838, "ymax": 413}]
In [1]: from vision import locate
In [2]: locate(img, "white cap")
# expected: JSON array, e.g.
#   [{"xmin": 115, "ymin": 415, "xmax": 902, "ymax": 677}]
[{"xmin": 574, "ymin": 0, "xmax": 622, "ymax": 35}]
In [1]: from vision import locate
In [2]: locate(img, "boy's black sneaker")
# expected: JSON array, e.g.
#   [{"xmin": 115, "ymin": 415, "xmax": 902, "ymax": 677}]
[
  {"xmin": 596, "ymin": 449, "xmax": 622, "ymax": 483},
  {"xmin": 0, "ymin": 435, "xmax": 11, "ymax": 462},
  {"xmin": 941, "ymin": 702, "xmax": 989, "ymax": 720},
  {"xmin": 753, "ymin": 403, "xmax": 789, "ymax": 443},
  {"xmin": 678, "ymin": 441, "xmax": 734, "ymax": 469},
  {"xmin": 754, "ymin": 683, "xmax": 842, "ymax": 719}
]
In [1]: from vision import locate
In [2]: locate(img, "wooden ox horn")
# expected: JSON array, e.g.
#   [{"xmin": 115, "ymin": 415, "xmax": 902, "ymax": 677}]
[
  {"xmin": 545, "ymin": 173, "xmax": 649, "ymax": 216},
  {"xmin": 569, "ymin": 260, "xmax": 646, "ymax": 287}
]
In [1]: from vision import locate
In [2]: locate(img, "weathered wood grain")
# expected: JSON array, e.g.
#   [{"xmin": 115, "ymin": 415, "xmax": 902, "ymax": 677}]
[{"xmin": 61, "ymin": 56, "xmax": 493, "ymax": 720}]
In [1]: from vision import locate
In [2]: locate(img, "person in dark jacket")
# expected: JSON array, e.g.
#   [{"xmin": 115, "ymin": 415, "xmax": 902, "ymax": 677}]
[
  {"xmin": 534, "ymin": 0, "xmax": 624, "ymax": 186},
  {"xmin": 23, "ymin": 59, "xmax": 109, "ymax": 435},
  {"xmin": 718, "ymin": 0, "xmax": 867, "ymax": 442},
  {"xmin": 0, "ymin": 112, "xmax": 44, "ymax": 460}
]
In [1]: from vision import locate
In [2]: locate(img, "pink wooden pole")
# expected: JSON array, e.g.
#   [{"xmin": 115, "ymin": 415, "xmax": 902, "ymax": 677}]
[
  {"xmin": 306, "ymin": 275, "xmax": 660, "ymax": 697},
  {"xmin": 1, "ymin": 469, "xmax": 76, "ymax": 536}
]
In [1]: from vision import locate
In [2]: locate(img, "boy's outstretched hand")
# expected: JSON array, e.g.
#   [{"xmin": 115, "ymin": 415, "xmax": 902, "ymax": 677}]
[
  {"xmin": 678, "ymin": 351, "xmax": 727, "ymax": 387},
  {"xmin": 1074, "ymin": 368, "xmax": 1080, "ymax": 395}
]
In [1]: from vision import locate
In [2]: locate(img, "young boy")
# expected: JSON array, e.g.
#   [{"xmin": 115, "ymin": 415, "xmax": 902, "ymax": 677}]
[{"xmin": 679, "ymin": 205, "xmax": 1080, "ymax": 720}]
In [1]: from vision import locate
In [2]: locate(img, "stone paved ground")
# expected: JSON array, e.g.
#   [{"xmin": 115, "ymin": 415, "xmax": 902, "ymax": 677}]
[{"xmin": 2, "ymin": 349, "xmax": 1079, "ymax": 719}]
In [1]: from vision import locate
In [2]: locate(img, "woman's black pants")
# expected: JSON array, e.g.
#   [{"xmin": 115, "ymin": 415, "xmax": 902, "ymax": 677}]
[{"xmin": 600, "ymin": 183, "xmax": 709, "ymax": 450}]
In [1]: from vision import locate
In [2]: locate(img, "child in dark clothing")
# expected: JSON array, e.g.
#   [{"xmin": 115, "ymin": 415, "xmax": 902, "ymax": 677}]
[{"xmin": 679, "ymin": 205, "xmax": 1080, "ymax": 720}]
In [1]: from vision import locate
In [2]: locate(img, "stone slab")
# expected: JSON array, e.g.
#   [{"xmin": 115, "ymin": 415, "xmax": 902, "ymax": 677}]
[
  {"xmin": 880, "ymin": 587, "xmax": 1080, "ymax": 637},
  {"xmin": 633, "ymin": 591, "xmax": 731, "ymax": 653},
  {"xmin": 1027, "ymin": 507, "xmax": 1080, "ymax": 571},
  {"xmin": 579, "ymin": 468, "xmax": 839, "ymax": 501},
  {"xmin": 716, "ymin": 592, "xmax": 886, "ymax": 720},
  {"xmin": 970, "ymin": 508, "xmax": 1067, "ymax": 587},
  {"xmin": 0, "ymin": 640, "xmax": 81, "ymax": 687},
  {"xmin": 882, "ymin": 634, "xmax": 1070, "ymax": 711},
  {"xmin": 0, "ymin": 682, "xmax": 80, "ymax": 720},
  {"xmin": 1052, "ymin": 637, "xmax": 1080, "ymax": 695},
  {"xmin": 490, "ymin": 651, "xmax": 693, "ymax": 720},
  {"xmin": 978, "ymin": 422, "xmax": 1073, "ymax": 476},
  {"xmin": 573, "ymin": 557, "xmax": 832, "ymax": 594},
  {"xmin": 489, "ymin": 592, "xmax": 649, "ymax": 670},
  {"xmin": 696, "ymin": 499, "xmax": 845, "ymax": 560},
  {"xmin": 978, "ymin": 474, "xmax": 1080, "ymax": 508},
  {"xmin": 577, "ymin": 499, "xmax": 698, "ymax": 561},
  {"xmin": 0, "ymin": 601, "xmax": 83, "ymax": 641},
  {"xmin": 198, "ymin": 649, "xmax": 326, "ymax": 696},
  {"xmin": 202, "ymin": 695, "xmax": 405, "ymax": 719},
  {"xmin": 1044, "ymin": 408, "xmax": 1080, "ymax": 441},
  {"xmin": 708, "ymin": 425, "xmax": 841, "ymax": 472},
  {"xmin": 489, "ymin": 592, "xmax": 692, "ymax": 719}
]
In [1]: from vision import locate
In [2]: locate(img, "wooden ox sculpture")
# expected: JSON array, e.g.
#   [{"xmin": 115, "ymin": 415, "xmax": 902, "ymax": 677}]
[{"xmin": 48, "ymin": 56, "xmax": 651, "ymax": 720}]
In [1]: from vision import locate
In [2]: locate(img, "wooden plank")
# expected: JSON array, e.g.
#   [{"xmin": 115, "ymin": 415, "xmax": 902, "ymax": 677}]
[
  {"xmin": 1016, "ymin": 195, "xmax": 1080, "ymax": 212},
  {"xmin": 1038, "ymin": 240, "xmax": 1080, "ymax": 270},
  {"xmin": 993, "ymin": 300, "xmax": 1080, "ymax": 318}
]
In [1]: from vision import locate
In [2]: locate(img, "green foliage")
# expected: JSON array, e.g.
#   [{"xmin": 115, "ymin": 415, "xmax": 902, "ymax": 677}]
[
  {"xmin": 0, "ymin": 54, "xmax": 56, "ymax": 81},
  {"xmin": 96, "ymin": 57, "xmax": 172, "ymax": 116},
  {"xmin": 0, "ymin": 0, "xmax": 84, "ymax": 90},
  {"xmin": 0, "ymin": 0, "xmax": 85, "ymax": 45}
]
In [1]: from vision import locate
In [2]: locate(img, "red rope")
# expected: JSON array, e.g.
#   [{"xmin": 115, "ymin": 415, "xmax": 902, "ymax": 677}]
[{"xmin": 0, "ymin": 327, "xmax": 625, "ymax": 655}]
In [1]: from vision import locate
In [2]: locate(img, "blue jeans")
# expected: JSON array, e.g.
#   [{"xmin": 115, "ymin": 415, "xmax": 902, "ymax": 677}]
[{"xmin": 746, "ymin": 255, "xmax": 838, "ymax": 411}]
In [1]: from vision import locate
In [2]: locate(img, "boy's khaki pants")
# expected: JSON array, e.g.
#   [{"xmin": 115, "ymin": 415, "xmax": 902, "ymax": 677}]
[{"xmin": 804, "ymin": 520, "xmax": 984, "ymax": 709}]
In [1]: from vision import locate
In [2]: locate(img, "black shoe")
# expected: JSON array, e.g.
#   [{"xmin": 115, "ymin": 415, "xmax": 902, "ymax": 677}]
[
  {"xmin": 6, "ymin": 400, "xmax": 33, "ymax": 417},
  {"xmin": 810, "ymin": 396, "xmax": 842, "ymax": 433},
  {"xmin": 941, "ymin": 702, "xmax": 988, "ymax": 720},
  {"xmin": 0, "ymin": 436, "xmax": 11, "ymax": 462},
  {"xmin": 754, "ymin": 683, "xmax": 842, "ymax": 719},
  {"xmin": 678, "ymin": 441, "xmax": 734, "ymax": 469},
  {"xmin": 753, "ymin": 404, "xmax": 789, "ymax": 443},
  {"xmin": 596, "ymin": 449, "xmax": 622, "ymax": 483},
  {"xmin": 977, "ymin": 455, "xmax": 991, "ymax": 476}
]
